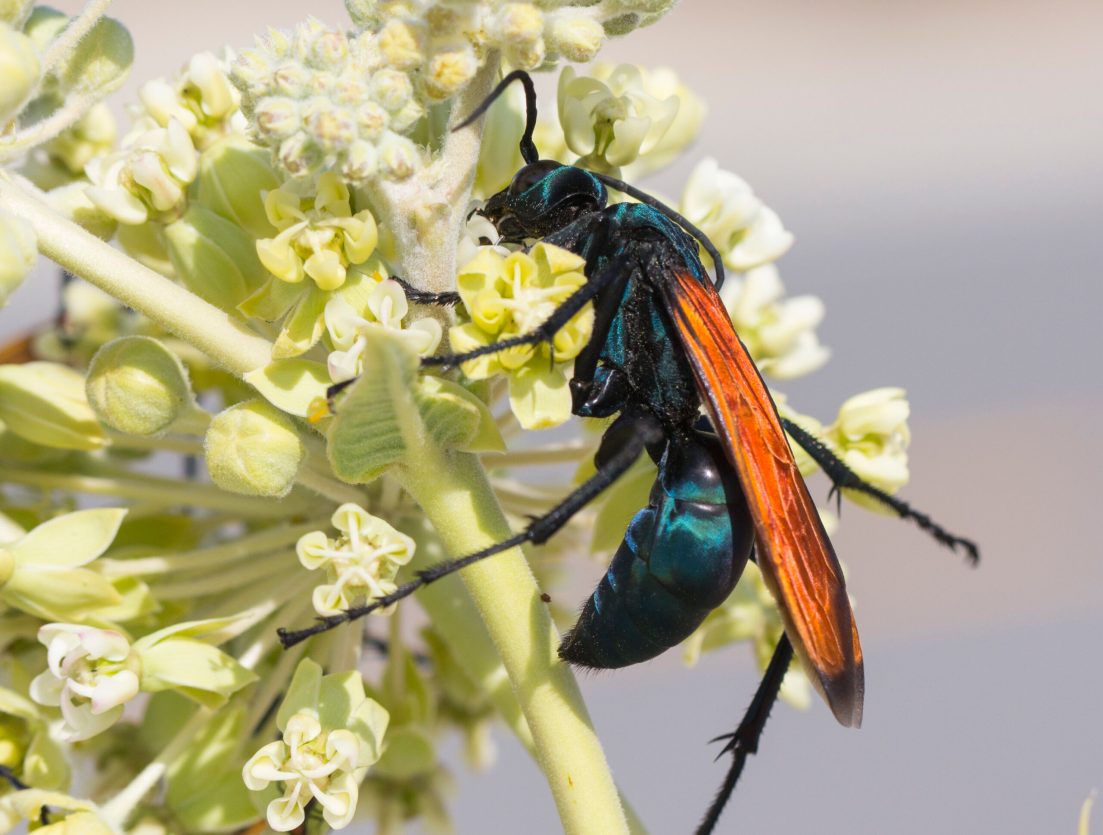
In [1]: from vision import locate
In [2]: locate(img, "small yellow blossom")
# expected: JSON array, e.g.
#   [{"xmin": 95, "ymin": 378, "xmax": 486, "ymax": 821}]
[
  {"xmin": 450, "ymin": 243, "xmax": 594, "ymax": 429},
  {"xmin": 256, "ymin": 173, "xmax": 378, "ymax": 291}
]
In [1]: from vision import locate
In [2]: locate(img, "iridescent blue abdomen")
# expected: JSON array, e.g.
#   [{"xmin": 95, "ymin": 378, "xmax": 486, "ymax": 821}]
[{"xmin": 560, "ymin": 428, "xmax": 755, "ymax": 668}]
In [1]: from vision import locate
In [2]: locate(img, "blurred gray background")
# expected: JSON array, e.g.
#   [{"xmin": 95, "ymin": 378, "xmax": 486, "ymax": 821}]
[{"xmin": 9, "ymin": 1, "xmax": 1103, "ymax": 833}]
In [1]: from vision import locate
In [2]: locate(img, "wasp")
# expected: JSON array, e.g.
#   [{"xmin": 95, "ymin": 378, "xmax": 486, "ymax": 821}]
[{"xmin": 280, "ymin": 70, "xmax": 977, "ymax": 832}]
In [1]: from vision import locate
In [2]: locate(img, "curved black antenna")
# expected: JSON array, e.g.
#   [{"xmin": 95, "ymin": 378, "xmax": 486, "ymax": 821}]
[
  {"xmin": 591, "ymin": 172, "xmax": 727, "ymax": 291},
  {"xmin": 452, "ymin": 69, "xmax": 539, "ymax": 164}
]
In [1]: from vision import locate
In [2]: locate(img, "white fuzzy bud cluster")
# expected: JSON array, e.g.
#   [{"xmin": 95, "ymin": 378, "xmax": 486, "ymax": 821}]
[
  {"xmin": 232, "ymin": 19, "xmax": 426, "ymax": 183},
  {"xmin": 348, "ymin": 0, "xmax": 674, "ymax": 68}
]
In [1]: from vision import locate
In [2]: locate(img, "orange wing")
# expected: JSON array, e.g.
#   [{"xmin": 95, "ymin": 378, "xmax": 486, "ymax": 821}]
[{"xmin": 661, "ymin": 271, "xmax": 863, "ymax": 728}]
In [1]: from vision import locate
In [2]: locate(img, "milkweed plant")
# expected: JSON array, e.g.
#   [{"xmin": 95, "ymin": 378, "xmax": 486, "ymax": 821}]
[{"xmin": 0, "ymin": 1, "xmax": 916, "ymax": 833}]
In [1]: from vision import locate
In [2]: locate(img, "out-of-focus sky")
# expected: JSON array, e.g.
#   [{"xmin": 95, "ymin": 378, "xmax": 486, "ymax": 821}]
[{"xmin": 10, "ymin": 1, "xmax": 1103, "ymax": 833}]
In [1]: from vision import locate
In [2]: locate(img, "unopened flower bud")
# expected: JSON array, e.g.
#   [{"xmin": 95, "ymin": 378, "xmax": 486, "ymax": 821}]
[
  {"xmin": 21, "ymin": 6, "xmax": 66, "ymax": 50},
  {"xmin": 0, "ymin": 209, "xmax": 36, "ymax": 307},
  {"xmin": 378, "ymin": 19, "xmax": 424, "ymax": 70},
  {"xmin": 57, "ymin": 16, "xmax": 133, "ymax": 97},
  {"xmin": 0, "ymin": 0, "xmax": 35, "ymax": 27},
  {"xmin": 205, "ymin": 399, "xmax": 304, "ymax": 497},
  {"xmin": 86, "ymin": 336, "xmax": 193, "ymax": 436},
  {"xmin": 424, "ymin": 47, "xmax": 477, "ymax": 100},
  {"xmin": 546, "ymin": 12, "xmax": 605, "ymax": 62},
  {"xmin": 0, "ymin": 23, "xmax": 40, "ymax": 124},
  {"xmin": 0, "ymin": 362, "xmax": 107, "ymax": 450}
]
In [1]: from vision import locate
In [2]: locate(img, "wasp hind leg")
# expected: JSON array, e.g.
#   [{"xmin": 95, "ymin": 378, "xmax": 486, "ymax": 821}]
[
  {"xmin": 696, "ymin": 634, "xmax": 794, "ymax": 835},
  {"xmin": 780, "ymin": 418, "xmax": 979, "ymax": 563}
]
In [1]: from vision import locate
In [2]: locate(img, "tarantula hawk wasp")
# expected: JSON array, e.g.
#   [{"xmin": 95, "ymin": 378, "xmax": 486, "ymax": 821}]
[{"xmin": 279, "ymin": 70, "xmax": 978, "ymax": 832}]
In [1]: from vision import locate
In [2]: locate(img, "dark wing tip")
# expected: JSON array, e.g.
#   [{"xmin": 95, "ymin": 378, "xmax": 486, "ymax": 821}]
[{"xmin": 820, "ymin": 660, "xmax": 865, "ymax": 728}]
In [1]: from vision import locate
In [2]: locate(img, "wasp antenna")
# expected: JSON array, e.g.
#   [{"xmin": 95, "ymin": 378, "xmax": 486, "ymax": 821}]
[
  {"xmin": 591, "ymin": 171, "xmax": 728, "ymax": 292},
  {"xmin": 452, "ymin": 69, "xmax": 540, "ymax": 164}
]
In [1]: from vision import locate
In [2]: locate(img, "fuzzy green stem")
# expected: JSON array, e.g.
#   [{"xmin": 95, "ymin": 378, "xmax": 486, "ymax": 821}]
[
  {"xmin": 151, "ymin": 548, "xmax": 289, "ymax": 599},
  {"xmin": 295, "ymin": 454, "xmax": 366, "ymax": 505},
  {"xmin": 0, "ymin": 466, "xmax": 314, "ymax": 516},
  {"xmin": 98, "ymin": 520, "xmax": 323, "ymax": 578},
  {"xmin": 398, "ymin": 448, "xmax": 628, "ymax": 835},
  {"xmin": 0, "ymin": 175, "xmax": 273, "ymax": 376}
]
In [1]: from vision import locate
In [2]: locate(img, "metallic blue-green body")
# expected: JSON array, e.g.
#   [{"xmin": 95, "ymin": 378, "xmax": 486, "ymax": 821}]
[
  {"xmin": 485, "ymin": 163, "xmax": 754, "ymax": 668},
  {"xmin": 564, "ymin": 430, "xmax": 755, "ymax": 668}
]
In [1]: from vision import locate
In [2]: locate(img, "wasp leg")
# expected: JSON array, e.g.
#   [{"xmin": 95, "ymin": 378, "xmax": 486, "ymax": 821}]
[
  {"xmin": 696, "ymin": 634, "xmax": 794, "ymax": 835},
  {"xmin": 391, "ymin": 276, "xmax": 462, "ymax": 307},
  {"xmin": 0, "ymin": 766, "xmax": 50, "ymax": 826},
  {"xmin": 277, "ymin": 413, "xmax": 657, "ymax": 649},
  {"xmin": 421, "ymin": 259, "xmax": 624, "ymax": 370},
  {"xmin": 781, "ymin": 417, "xmax": 979, "ymax": 564}
]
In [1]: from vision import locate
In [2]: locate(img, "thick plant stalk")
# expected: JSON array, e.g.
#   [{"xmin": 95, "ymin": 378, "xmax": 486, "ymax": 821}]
[
  {"xmin": 398, "ymin": 446, "xmax": 629, "ymax": 835},
  {"xmin": 0, "ymin": 174, "xmax": 272, "ymax": 376}
]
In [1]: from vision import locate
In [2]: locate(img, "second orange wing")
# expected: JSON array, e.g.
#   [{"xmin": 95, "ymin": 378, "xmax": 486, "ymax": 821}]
[{"xmin": 661, "ymin": 271, "xmax": 864, "ymax": 727}]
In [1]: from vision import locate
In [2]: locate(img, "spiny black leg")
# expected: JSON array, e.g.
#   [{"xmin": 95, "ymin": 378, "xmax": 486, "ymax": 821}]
[
  {"xmin": 278, "ymin": 414, "xmax": 656, "ymax": 649},
  {"xmin": 696, "ymin": 635, "xmax": 794, "ymax": 835},
  {"xmin": 781, "ymin": 418, "xmax": 979, "ymax": 564},
  {"xmin": 421, "ymin": 262, "xmax": 620, "ymax": 370},
  {"xmin": 0, "ymin": 765, "xmax": 27, "ymax": 791},
  {"xmin": 391, "ymin": 276, "xmax": 462, "ymax": 308}
]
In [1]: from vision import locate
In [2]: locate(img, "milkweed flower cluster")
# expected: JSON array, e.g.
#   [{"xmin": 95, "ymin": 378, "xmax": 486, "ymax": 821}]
[{"xmin": 0, "ymin": 2, "xmax": 919, "ymax": 832}]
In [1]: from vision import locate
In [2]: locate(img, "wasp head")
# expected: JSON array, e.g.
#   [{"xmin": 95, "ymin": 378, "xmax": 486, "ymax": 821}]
[{"xmin": 481, "ymin": 161, "xmax": 608, "ymax": 243}]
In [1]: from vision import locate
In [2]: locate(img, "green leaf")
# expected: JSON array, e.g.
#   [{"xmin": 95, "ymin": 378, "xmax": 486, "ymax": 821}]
[
  {"xmin": 138, "ymin": 639, "xmax": 257, "ymax": 708},
  {"xmin": 327, "ymin": 328, "xmax": 421, "ymax": 484},
  {"xmin": 11, "ymin": 508, "xmax": 127, "ymax": 567},
  {"xmin": 244, "ymin": 359, "xmax": 331, "ymax": 418},
  {"xmin": 328, "ymin": 329, "xmax": 501, "ymax": 483}
]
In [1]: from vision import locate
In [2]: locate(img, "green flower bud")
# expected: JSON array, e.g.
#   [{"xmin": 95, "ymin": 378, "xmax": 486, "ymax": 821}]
[
  {"xmin": 22, "ymin": 7, "xmax": 67, "ymax": 51},
  {"xmin": 0, "ymin": 0, "xmax": 35, "ymax": 27},
  {"xmin": 0, "ymin": 23, "xmax": 40, "ymax": 124},
  {"xmin": 196, "ymin": 134, "xmax": 280, "ymax": 236},
  {"xmin": 165, "ymin": 204, "xmax": 269, "ymax": 311},
  {"xmin": 205, "ymin": 399, "xmax": 304, "ymax": 497},
  {"xmin": 86, "ymin": 336, "xmax": 193, "ymax": 436},
  {"xmin": 0, "ymin": 362, "xmax": 107, "ymax": 450},
  {"xmin": 0, "ymin": 209, "xmax": 36, "ymax": 307},
  {"xmin": 56, "ymin": 16, "xmax": 133, "ymax": 97}
]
